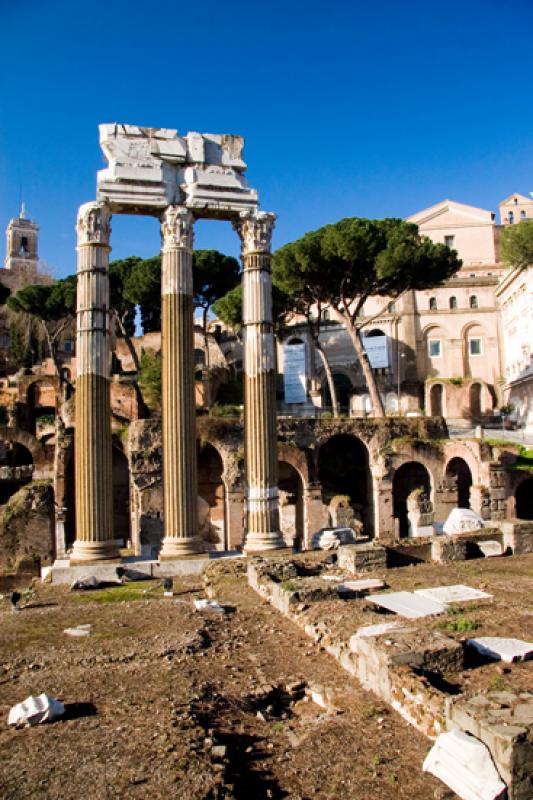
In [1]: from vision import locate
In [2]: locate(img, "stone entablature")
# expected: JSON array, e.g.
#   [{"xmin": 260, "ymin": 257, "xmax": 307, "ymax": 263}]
[{"xmin": 97, "ymin": 124, "xmax": 258, "ymax": 216}]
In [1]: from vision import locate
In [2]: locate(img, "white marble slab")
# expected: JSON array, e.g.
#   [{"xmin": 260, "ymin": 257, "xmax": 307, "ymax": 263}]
[
  {"xmin": 414, "ymin": 584, "xmax": 492, "ymax": 604},
  {"xmin": 366, "ymin": 591, "xmax": 447, "ymax": 618},
  {"xmin": 467, "ymin": 637, "xmax": 533, "ymax": 663},
  {"xmin": 337, "ymin": 578, "xmax": 385, "ymax": 594},
  {"xmin": 352, "ymin": 621, "xmax": 403, "ymax": 639},
  {"xmin": 478, "ymin": 540, "xmax": 503, "ymax": 557},
  {"xmin": 423, "ymin": 730, "xmax": 507, "ymax": 800}
]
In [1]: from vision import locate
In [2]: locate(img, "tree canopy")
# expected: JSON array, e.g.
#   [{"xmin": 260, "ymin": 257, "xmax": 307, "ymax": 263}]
[
  {"xmin": 501, "ymin": 219, "xmax": 533, "ymax": 271},
  {"xmin": 273, "ymin": 217, "xmax": 462, "ymax": 416}
]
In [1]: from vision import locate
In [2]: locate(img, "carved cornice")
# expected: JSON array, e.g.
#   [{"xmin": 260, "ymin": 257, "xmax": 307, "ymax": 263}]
[
  {"xmin": 234, "ymin": 210, "xmax": 276, "ymax": 255},
  {"xmin": 161, "ymin": 206, "xmax": 194, "ymax": 251},
  {"xmin": 77, "ymin": 201, "xmax": 111, "ymax": 246}
]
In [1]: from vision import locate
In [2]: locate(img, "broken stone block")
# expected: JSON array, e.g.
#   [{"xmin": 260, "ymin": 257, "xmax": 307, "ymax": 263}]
[
  {"xmin": 337, "ymin": 543, "xmax": 387, "ymax": 574},
  {"xmin": 366, "ymin": 591, "xmax": 447, "ymax": 619},
  {"xmin": 447, "ymin": 691, "xmax": 533, "ymax": 800},
  {"xmin": 423, "ymin": 729, "xmax": 507, "ymax": 800},
  {"xmin": 414, "ymin": 585, "xmax": 492, "ymax": 605},
  {"xmin": 443, "ymin": 508, "xmax": 485, "ymax": 535},
  {"xmin": 467, "ymin": 637, "xmax": 533, "ymax": 663},
  {"xmin": 8, "ymin": 694, "xmax": 66, "ymax": 727}
]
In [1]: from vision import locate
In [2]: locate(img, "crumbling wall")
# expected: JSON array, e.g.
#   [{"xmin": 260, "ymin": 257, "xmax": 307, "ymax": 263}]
[{"xmin": 0, "ymin": 480, "xmax": 54, "ymax": 571}]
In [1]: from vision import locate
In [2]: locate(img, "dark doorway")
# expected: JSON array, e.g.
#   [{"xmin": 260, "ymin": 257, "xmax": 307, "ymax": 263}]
[
  {"xmin": 445, "ymin": 457, "xmax": 472, "ymax": 509},
  {"xmin": 430, "ymin": 384, "xmax": 443, "ymax": 416},
  {"xmin": 112, "ymin": 445, "xmax": 130, "ymax": 546},
  {"xmin": 278, "ymin": 461, "xmax": 304, "ymax": 550},
  {"xmin": 323, "ymin": 374, "xmax": 353, "ymax": 415},
  {"xmin": 393, "ymin": 461, "xmax": 431, "ymax": 537},
  {"xmin": 318, "ymin": 434, "xmax": 373, "ymax": 535},
  {"xmin": 516, "ymin": 478, "xmax": 533, "ymax": 520},
  {"xmin": 197, "ymin": 443, "xmax": 226, "ymax": 549},
  {"xmin": 470, "ymin": 383, "xmax": 482, "ymax": 417}
]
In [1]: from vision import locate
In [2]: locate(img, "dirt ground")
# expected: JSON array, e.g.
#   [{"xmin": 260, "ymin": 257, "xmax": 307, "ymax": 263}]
[{"xmin": 0, "ymin": 559, "xmax": 455, "ymax": 800}]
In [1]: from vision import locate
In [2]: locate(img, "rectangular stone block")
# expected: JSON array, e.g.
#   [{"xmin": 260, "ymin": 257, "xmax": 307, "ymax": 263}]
[
  {"xmin": 338, "ymin": 543, "xmax": 387, "ymax": 574},
  {"xmin": 447, "ymin": 691, "xmax": 533, "ymax": 799}
]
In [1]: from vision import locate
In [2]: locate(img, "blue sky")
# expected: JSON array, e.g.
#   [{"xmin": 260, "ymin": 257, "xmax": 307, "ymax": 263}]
[{"xmin": 1, "ymin": 0, "xmax": 532, "ymax": 278}]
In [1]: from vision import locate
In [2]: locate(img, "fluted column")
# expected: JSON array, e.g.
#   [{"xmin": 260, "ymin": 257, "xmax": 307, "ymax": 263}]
[
  {"xmin": 159, "ymin": 206, "xmax": 202, "ymax": 558},
  {"xmin": 235, "ymin": 210, "xmax": 284, "ymax": 552},
  {"xmin": 71, "ymin": 202, "xmax": 118, "ymax": 563}
]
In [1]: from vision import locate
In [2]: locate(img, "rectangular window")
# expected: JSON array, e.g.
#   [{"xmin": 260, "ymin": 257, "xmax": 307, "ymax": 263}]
[
  {"xmin": 444, "ymin": 235, "xmax": 455, "ymax": 248},
  {"xmin": 64, "ymin": 340, "xmax": 73, "ymax": 353},
  {"xmin": 469, "ymin": 337, "xmax": 482, "ymax": 356},
  {"xmin": 428, "ymin": 339, "xmax": 441, "ymax": 358}
]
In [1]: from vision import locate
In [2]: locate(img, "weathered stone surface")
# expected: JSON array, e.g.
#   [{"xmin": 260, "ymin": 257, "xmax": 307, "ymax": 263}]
[
  {"xmin": 0, "ymin": 481, "xmax": 54, "ymax": 570},
  {"xmin": 366, "ymin": 591, "xmax": 447, "ymax": 618},
  {"xmin": 466, "ymin": 637, "xmax": 533, "ymax": 663},
  {"xmin": 338, "ymin": 543, "xmax": 387, "ymax": 574},
  {"xmin": 443, "ymin": 508, "xmax": 485, "ymax": 535},
  {"xmin": 423, "ymin": 730, "xmax": 507, "ymax": 800},
  {"xmin": 447, "ymin": 692, "xmax": 533, "ymax": 799},
  {"xmin": 97, "ymin": 124, "xmax": 258, "ymax": 215},
  {"xmin": 414, "ymin": 585, "xmax": 492, "ymax": 604}
]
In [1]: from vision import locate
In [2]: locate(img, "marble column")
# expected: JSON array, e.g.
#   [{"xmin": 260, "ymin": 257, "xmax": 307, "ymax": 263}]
[
  {"xmin": 159, "ymin": 206, "xmax": 202, "ymax": 558},
  {"xmin": 235, "ymin": 210, "xmax": 284, "ymax": 552},
  {"xmin": 71, "ymin": 202, "xmax": 118, "ymax": 563}
]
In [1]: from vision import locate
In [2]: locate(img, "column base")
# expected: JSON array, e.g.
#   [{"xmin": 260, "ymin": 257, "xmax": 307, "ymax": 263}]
[
  {"xmin": 70, "ymin": 539, "xmax": 120, "ymax": 564},
  {"xmin": 243, "ymin": 531, "xmax": 286, "ymax": 554},
  {"xmin": 159, "ymin": 536, "xmax": 204, "ymax": 560}
]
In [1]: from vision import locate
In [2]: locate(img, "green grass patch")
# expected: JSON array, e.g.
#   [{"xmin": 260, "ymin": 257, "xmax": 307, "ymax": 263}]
[{"xmin": 74, "ymin": 580, "xmax": 161, "ymax": 604}]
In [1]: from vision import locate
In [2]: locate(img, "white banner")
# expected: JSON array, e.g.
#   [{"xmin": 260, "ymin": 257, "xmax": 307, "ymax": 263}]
[
  {"xmin": 283, "ymin": 343, "xmax": 307, "ymax": 403},
  {"xmin": 362, "ymin": 334, "xmax": 389, "ymax": 368}
]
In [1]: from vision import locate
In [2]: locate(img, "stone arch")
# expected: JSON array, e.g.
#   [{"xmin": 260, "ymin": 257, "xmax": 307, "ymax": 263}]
[
  {"xmin": 515, "ymin": 477, "xmax": 533, "ymax": 520},
  {"xmin": 392, "ymin": 461, "xmax": 432, "ymax": 537},
  {"xmin": 445, "ymin": 457, "xmax": 473, "ymax": 509},
  {"xmin": 197, "ymin": 442, "xmax": 226, "ymax": 550},
  {"xmin": 0, "ymin": 426, "xmax": 48, "ymax": 471},
  {"xmin": 23, "ymin": 376, "xmax": 58, "ymax": 436},
  {"xmin": 278, "ymin": 461, "xmax": 304, "ymax": 550},
  {"xmin": 317, "ymin": 433, "xmax": 374, "ymax": 536},
  {"xmin": 443, "ymin": 442, "xmax": 481, "ymax": 486}
]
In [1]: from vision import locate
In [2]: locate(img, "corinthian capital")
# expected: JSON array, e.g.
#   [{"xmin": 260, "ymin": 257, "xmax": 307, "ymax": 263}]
[
  {"xmin": 77, "ymin": 201, "xmax": 111, "ymax": 246},
  {"xmin": 161, "ymin": 206, "xmax": 194, "ymax": 251},
  {"xmin": 234, "ymin": 210, "xmax": 276, "ymax": 255}
]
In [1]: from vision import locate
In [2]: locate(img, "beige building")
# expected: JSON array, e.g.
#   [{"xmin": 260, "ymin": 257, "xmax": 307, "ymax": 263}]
[
  {"xmin": 495, "ymin": 262, "xmax": 533, "ymax": 432},
  {"xmin": 276, "ymin": 195, "xmax": 532, "ymax": 423}
]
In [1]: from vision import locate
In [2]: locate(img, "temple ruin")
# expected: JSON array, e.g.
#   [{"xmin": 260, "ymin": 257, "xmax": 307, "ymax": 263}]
[{"xmin": 71, "ymin": 124, "xmax": 283, "ymax": 563}]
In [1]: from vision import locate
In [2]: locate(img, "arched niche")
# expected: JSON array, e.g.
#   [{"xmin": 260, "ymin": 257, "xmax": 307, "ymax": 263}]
[
  {"xmin": 318, "ymin": 434, "xmax": 373, "ymax": 536},
  {"xmin": 197, "ymin": 443, "xmax": 226, "ymax": 550},
  {"xmin": 429, "ymin": 383, "xmax": 444, "ymax": 416},
  {"xmin": 445, "ymin": 457, "xmax": 472, "ymax": 509},
  {"xmin": 515, "ymin": 477, "xmax": 533, "ymax": 520},
  {"xmin": 393, "ymin": 461, "xmax": 432, "ymax": 537},
  {"xmin": 278, "ymin": 460, "xmax": 304, "ymax": 550}
]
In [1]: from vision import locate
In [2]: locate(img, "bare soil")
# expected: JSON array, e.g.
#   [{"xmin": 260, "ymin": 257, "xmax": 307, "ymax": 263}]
[{"xmin": 0, "ymin": 560, "xmax": 452, "ymax": 800}]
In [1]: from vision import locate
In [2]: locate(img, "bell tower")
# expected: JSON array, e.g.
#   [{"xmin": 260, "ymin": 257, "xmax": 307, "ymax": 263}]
[{"xmin": 5, "ymin": 203, "xmax": 39, "ymax": 272}]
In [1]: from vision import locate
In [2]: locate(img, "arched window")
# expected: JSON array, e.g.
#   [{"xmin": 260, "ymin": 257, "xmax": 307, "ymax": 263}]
[
  {"xmin": 509, "ymin": 211, "xmax": 514, "ymax": 224},
  {"xmin": 322, "ymin": 308, "xmax": 330, "ymax": 322},
  {"xmin": 470, "ymin": 295, "xmax": 478, "ymax": 309},
  {"xmin": 449, "ymin": 296, "xmax": 457, "ymax": 309},
  {"xmin": 388, "ymin": 301, "xmax": 396, "ymax": 313},
  {"xmin": 520, "ymin": 210, "xmax": 526, "ymax": 220},
  {"xmin": 429, "ymin": 297, "xmax": 437, "ymax": 310}
]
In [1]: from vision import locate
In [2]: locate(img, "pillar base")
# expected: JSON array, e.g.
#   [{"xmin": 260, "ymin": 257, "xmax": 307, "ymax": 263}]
[
  {"xmin": 243, "ymin": 531, "xmax": 286, "ymax": 554},
  {"xmin": 159, "ymin": 536, "xmax": 204, "ymax": 560},
  {"xmin": 70, "ymin": 540, "xmax": 120, "ymax": 564}
]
